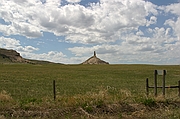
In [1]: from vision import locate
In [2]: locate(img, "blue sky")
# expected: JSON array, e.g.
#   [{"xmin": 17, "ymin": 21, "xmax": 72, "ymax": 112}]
[{"xmin": 0, "ymin": 0, "xmax": 180, "ymax": 64}]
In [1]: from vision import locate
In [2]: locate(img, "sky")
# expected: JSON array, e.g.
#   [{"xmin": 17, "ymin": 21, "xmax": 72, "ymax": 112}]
[{"xmin": 0, "ymin": 0, "xmax": 180, "ymax": 64}]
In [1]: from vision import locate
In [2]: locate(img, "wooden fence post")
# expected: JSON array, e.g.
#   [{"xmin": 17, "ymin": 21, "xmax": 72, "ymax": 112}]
[
  {"xmin": 154, "ymin": 70, "xmax": 157, "ymax": 97},
  {"xmin": 53, "ymin": 80, "xmax": 56, "ymax": 101},
  {"xmin": 178, "ymin": 80, "xmax": 180, "ymax": 97},
  {"xmin": 146, "ymin": 78, "xmax": 149, "ymax": 96},
  {"xmin": 162, "ymin": 70, "xmax": 166, "ymax": 96}
]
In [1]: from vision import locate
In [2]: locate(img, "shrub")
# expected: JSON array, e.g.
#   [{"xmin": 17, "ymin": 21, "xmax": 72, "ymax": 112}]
[{"xmin": 141, "ymin": 98, "xmax": 156, "ymax": 107}]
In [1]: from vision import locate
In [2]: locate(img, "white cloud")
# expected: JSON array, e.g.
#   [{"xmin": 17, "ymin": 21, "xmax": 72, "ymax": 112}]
[
  {"xmin": 66, "ymin": 0, "xmax": 81, "ymax": 3},
  {"xmin": 21, "ymin": 51, "xmax": 68, "ymax": 63},
  {"xmin": 0, "ymin": 0, "xmax": 180, "ymax": 64},
  {"xmin": 0, "ymin": 0, "xmax": 157, "ymax": 43},
  {"xmin": 171, "ymin": 18, "xmax": 180, "ymax": 38},
  {"xmin": 44, "ymin": 0, "xmax": 61, "ymax": 6},
  {"xmin": 162, "ymin": 3, "xmax": 180, "ymax": 40},
  {"xmin": 0, "ymin": 23, "xmax": 42, "ymax": 38},
  {"xmin": 136, "ymin": 30, "xmax": 144, "ymax": 36},
  {"xmin": 0, "ymin": 1, "xmax": 43, "ymax": 38},
  {"xmin": 164, "ymin": 3, "xmax": 180, "ymax": 15},
  {"xmin": 146, "ymin": 16, "xmax": 157, "ymax": 26},
  {"xmin": 61, "ymin": 0, "xmax": 158, "ymax": 44},
  {"xmin": 0, "ymin": 37, "xmax": 39, "ymax": 53},
  {"xmin": 0, "ymin": 37, "xmax": 20, "ymax": 49},
  {"xmin": 17, "ymin": 46, "xmax": 39, "ymax": 53}
]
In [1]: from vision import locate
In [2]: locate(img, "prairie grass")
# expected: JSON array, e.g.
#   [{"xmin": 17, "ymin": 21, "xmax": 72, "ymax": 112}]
[
  {"xmin": 0, "ymin": 90, "xmax": 13, "ymax": 102},
  {"xmin": 0, "ymin": 64, "xmax": 180, "ymax": 118}
]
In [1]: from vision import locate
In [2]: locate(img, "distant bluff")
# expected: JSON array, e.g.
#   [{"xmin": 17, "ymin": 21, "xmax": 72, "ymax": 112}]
[
  {"xmin": 82, "ymin": 51, "xmax": 109, "ymax": 64},
  {"xmin": 0, "ymin": 48, "xmax": 54, "ymax": 64},
  {"xmin": 0, "ymin": 48, "xmax": 27, "ymax": 63}
]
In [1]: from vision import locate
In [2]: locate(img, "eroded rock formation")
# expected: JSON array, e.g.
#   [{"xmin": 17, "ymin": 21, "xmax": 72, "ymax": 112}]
[
  {"xmin": 82, "ymin": 51, "xmax": 109, "ymax": 64},
  {"xmin": 0, "ymin": 48, "xmax": 28, "ymax": 63}
]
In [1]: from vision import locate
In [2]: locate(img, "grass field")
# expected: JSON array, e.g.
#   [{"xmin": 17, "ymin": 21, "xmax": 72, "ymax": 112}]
[{"xmin": 0, "ymin": 63, "xmax": 180, "ymax": 118}]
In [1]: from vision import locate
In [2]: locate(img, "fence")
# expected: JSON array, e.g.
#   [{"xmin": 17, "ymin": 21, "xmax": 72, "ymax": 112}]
[
  {"xmin": 146, "ymin": 70, "xmax": 180, "ymax": 97},
  {"xmin": 53, "ymin": 70, "xmax": 180, "ymax": 101}
]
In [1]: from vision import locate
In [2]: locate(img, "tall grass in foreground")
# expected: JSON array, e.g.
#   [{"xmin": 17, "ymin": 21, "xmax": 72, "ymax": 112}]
[{"xmin": 0, "ymin": 64, "xmax": 180, "ymax": 118}]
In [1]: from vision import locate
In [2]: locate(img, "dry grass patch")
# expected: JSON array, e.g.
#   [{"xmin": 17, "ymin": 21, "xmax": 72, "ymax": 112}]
[
  {"xmin": 0, "ymin": 90, "xmax": 13, "ymax": 102},
  {"xmin": 0, "ymin": 88, "xmax": 180, "ymax": 119}
]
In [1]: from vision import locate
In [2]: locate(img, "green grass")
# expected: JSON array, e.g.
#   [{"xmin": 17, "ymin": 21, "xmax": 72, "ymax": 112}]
[
  {"xmin": 0, "ymin": 64, "xmax": 180, "ymax": 118},
  {"xmin": 0, "ymin": 64, "xmax": 179, "ymax": 100}
]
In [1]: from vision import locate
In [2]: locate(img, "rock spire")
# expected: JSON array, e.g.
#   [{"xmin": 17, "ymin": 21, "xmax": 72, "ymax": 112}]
[
  {"xmin": 94, "ymin": 51, "xmax": 96, "ymax": 57},
  {"xmin": 82, "ymin": 51, "xmax": 109, "ymax": 64}
]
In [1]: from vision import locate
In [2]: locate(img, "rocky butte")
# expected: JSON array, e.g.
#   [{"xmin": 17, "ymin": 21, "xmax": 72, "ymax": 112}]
[
  {"xmin": 0, "ymin": 48, "xmax": 27, "ymax": 63},
  {"xmin": 82, "ymin": 51, "xmax": 109, "ymax": 64}
]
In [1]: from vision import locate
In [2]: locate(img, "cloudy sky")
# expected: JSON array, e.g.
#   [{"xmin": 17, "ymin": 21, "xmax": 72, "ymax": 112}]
[{"xmin": 0, "ymin": 0, "xmax": 180, "ymax": 64}]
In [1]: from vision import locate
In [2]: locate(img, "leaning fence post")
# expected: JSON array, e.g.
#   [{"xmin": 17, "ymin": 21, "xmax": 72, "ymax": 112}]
[
  {"xmin": 146, "ymin": 78, "xmax": 149, "ymax": 96},
  {"xmin": 154, "ymin": 70, "xmax": 157, "ymax": 97},
  {"xmin": 53, "ymin": 80, "xmax": 56, "ymax": 101}
]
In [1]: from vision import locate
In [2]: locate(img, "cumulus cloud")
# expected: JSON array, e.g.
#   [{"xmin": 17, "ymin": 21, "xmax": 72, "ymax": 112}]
[
  {"xmin": 0, "ymin": 37, "xmax": 20, "ymax": 49},
  {"xmin": 0, "ymin": 0, "xmax": 180, "ymax": 64},
  {"xmin": 162, "ymin": 3, "xmax": 180, "ymax": 40},
  {"xmin": 44, "ymin": 0, "xmax": 61, "ymax": 6},
  {"xmin": 146, "ymin": 16, "xmax": 157, "ymax": 26},
  {"xmin": 163, "ymin": 3, "xmax": 180, "ymax": 15},
  {"xmin": 0, "ymin": 0, "xmax": 157, "ymax": 42},
  {"xmin": 0, "ymin": 37, "xmax": 39, "ymax": 53},
  {"xmin": 136, "ymin": 30, "xmax": 144, "ymax": 36},
  {"xmin": 0, "ymin": 1, "xmax": 43, "ymax": 38},
  {"xmin": 66, "ymin": 0, "xmax": 81, "ymax": 3},
  {"xmin": 21, "ymin": 51, "xmax": 66, "ymax": 62},
  {"xmin": 17, "ymin": 46, "xmax": 39, "ymax": 53}
]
